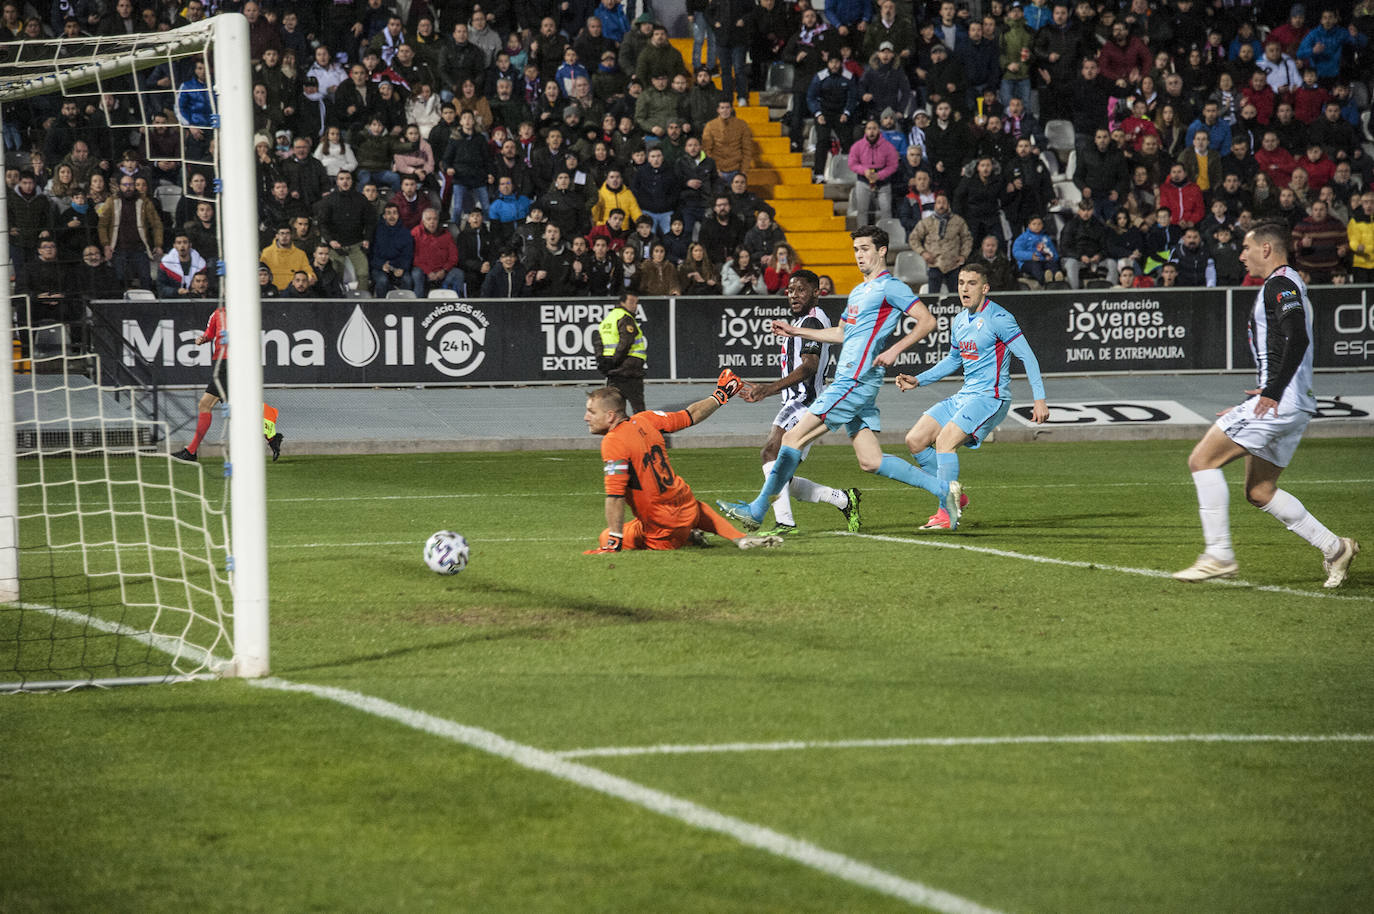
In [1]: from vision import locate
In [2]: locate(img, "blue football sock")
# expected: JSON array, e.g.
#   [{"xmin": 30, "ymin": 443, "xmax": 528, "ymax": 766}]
[
  {"xmin": 936, "ymin": 452, "xmax": 959, "ymax": 509},
  {"xmin": 912, "ymin": 446, "xmax": 936, "ymax": 473},
  {"xmin": 750, "ymin": 445, "xmax": 801, "ymax": 518},
  {"xmin": 876, "ymin": 454, "xmax": 946, "ymax": 499}
]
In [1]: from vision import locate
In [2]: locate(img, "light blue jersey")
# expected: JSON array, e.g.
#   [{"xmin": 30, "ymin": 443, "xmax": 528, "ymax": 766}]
[
  {"xmin": 836, "ymin": 271, "xmax": 922, "ymax": 385},
  {"xmin": 916, "ymin": 298, "xmax": 1046, "ymax": 400}
]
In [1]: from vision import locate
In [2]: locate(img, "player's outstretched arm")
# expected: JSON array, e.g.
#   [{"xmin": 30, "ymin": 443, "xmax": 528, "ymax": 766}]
[
  {"xmin": 743, "ymin": 354, "xmax": 820, "ymax": 402},
  {"xmin": 771, "ymin": 318, "xmax": 844, "ymax": 344},
  {"xmin": 875, "ymin": 300, "xmax": 937, "ymax": 367},
  {"xmin": 684, "ymin": 369, "xmax": 746, "ymax": 423}
]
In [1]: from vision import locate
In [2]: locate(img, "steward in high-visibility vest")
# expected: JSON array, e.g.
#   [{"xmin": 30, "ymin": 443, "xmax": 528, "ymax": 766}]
[{"xmin": 596, "ymin": 290, "xmax": 647, "ymax": 414}]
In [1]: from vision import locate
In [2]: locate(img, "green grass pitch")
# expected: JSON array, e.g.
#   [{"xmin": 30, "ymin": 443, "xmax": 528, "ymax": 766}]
[{"xmin": 3, "ymin": 438, "xmax": 1372, "ymax": 913}]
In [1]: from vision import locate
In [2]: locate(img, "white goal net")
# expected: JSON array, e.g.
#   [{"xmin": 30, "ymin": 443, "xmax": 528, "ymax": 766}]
[{"xmin": 0, "ymin": 14, "xmax": 267, "ymax": 691}]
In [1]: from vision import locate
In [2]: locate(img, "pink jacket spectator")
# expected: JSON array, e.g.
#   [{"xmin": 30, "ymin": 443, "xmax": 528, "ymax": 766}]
[{"xmin": 848, "ymin": 135, "xmax": 899, "ymax": 184}]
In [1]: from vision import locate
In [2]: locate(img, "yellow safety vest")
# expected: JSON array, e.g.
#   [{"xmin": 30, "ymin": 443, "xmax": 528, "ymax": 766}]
[{"xmin": 598, "ymin": 306, "xmax": 647, "ymax": 362}]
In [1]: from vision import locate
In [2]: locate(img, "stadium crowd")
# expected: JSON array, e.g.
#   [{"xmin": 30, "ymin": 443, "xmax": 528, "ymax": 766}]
[{"xmin": 4, "ymin": 0, "xmax": 1372, "ymax": 309}]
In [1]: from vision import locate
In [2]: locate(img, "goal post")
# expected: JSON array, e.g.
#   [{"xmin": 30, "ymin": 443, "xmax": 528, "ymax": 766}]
[{"xmin": 0, "ymin": 14, "xmax": 267, "ymax": 689}]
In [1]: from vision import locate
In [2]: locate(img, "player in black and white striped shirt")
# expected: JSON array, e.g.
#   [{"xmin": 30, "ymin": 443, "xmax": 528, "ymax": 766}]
[
  {"xmin": 1174, "ymin": 222, "xmax": 1359, "ymax": 588},
  {"xmin": 736, "ymin": 270, "xmax": 861, "ymax": 535}
]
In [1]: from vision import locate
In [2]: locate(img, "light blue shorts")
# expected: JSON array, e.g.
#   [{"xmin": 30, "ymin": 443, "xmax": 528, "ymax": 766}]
[
  {"xmin": 809, "ymin": 375, "xmax": 882, "ymax": 437},
  {"xmin": 926, "ymin": 392, "xmax": 1010, "ymax": 449}
]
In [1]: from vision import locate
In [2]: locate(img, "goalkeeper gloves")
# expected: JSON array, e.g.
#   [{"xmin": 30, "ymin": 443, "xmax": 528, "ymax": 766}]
[
  {"xmin": 584, "ymin": 533, "xmax": 623, "ymax": 555},
  {"xmin": 712, "ymin": 369, "xmax": 744, "ymax": 405}
]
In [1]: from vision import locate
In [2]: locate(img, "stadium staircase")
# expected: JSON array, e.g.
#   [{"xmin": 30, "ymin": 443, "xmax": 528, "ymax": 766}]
[{"xmin": 672, "ymin": 39, "xmax": 861, "ymax": 292}]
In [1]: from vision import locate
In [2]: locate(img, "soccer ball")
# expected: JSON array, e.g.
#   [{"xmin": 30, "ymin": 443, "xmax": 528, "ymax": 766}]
[{"xmin": 423, "ymin": 530, "xmax": 469, "ymax": 575}]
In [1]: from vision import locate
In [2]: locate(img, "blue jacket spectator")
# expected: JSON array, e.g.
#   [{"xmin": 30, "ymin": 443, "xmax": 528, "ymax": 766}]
[
  {"xmin": 1296, "ymin": 12, "xmax": 1368, "ymax": 80},
  {"xmin": 593, "ymin": 1, "xmax": 630, "ymax": 44},
  {"xmin": 487, "ymin": 179, "xmax": 534, "ymax": 233},
  {"xmin": 370, "ymin": 204, "xmax": 419, "ymax": 293},
  {"xmin": 1023, "ymin": 0, "xmax": 1053, "ymax": 32},
  {"xmin": 177, "ymin": 61, "xmax": 215, "ymax": 127},
  {"xmin": 824, "ymin": 0, "xmax": 871, "ymax": 31},
  {"xmin": 1186, "ymin": 111, "xmax": 1232, "ymax": 154},
  {"xmin": 1012, "ymin": 216, "xmax": 1062, "ymax": 283}
]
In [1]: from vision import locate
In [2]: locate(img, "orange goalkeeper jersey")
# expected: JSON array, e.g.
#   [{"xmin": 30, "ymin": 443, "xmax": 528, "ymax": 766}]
[{"xmin": 601, "ymin": 409, "xmax": 698, "ymax": 531}]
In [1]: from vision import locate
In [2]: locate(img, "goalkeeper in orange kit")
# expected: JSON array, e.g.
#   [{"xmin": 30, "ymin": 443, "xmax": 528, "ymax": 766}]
[{"xmin": 583, "ymin": 371, "xmax": 785, "ymax": 554}]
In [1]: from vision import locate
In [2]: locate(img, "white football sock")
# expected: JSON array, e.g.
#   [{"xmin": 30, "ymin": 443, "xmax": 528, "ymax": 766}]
[
  {"xmin": 763, "ymin": 461, "xmax": 795, "ymax": 526},
  {"xmin": 1192, "ymin": 468, "xmax": 1235, "ymax": 562},
  {"xmin": 788, "ymin": 476, "xmax": 849, "ymax": 509},
  {"xmin": 1260, "ymin": 488, "xmax": 1341, "ymax": 559}
]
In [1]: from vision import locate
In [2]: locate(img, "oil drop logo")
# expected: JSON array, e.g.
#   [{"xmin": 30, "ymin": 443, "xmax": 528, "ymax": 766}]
[{"xmin": 337, "ymin": 305, "xmax": 380, "ymax": 367}]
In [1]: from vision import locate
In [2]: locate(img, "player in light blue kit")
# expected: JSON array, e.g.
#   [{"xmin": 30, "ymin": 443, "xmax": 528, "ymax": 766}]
[
  {"xmin": 717, "ymin": 226, "xmax": 938, "ymax": 529},
  {"xmin": 893, "ymin": 263, "xmax": 1049, "ymax": 530}
]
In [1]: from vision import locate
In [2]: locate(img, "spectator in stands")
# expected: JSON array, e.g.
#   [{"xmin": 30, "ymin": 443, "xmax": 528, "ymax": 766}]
[
  {"xmin": 630, "ymin": 147, "xmax": 679, "ymax": 234},
  {"xmin": 701, "ymin": 99, "xmax": 754, "ymax": 183},
  {"xmin": 638, "ymin": 242, "xmax": 681, "ymax": 295},
  {"xmin": 1178, "ymin": 129, "xmax": 1221, "ymax": 197},
  {"xmin": 1003, "ymin": 137, "xmax": 1054, "ymax": 237},
  {"xmin": 910, "ymin": 191, "xmax": 972, "ymax": 294},
  {"xmin": 70, "ymin": 244, "xmax": 118, "ymax": 304},
  {"xmin": 864, "ymin": 1, "xmax": 912, "ymax": 62},
  {"xmin": 8, "ymin": 171, "xmax": 54, "ymax": 269},
  {"xmin": 680, "ymin": 241, "xmax": 720, "ymax": 294},
  {"xmin": 967, "ymin": 233, "xmax": 1017, "ymax": 291},
  {"xmin": 1209, "ymin": 223, "xmax": 1244, "ymax": 286},
  {"xmin": 315, "ymin": 170, "xmax": 376, "ymax": 291},
  {"xmin": 1296, "ymin": 9, "xmax": 1367, "ymax": 86},
  {"xmin": 455, "ymin": 208, "xmax": 496, "ymax": 289},
  {"xmin": 617, "ymin": 244, "xmax": 642, "ymax": 292},
  {"xmin": 1185, "ymin": 101, "xmax": 1231, "ymax": 154},
  {"xmin": 313, "ymin": 125, "xmax": 358, "ymax": 178},
  {"xmin": 922, "ymin": 100, "xmax": 971, "ymax": 190},
  {"xmin": 57, "ymin": 187, "xmax": 99, "ymax": 263},
  {"xmin": 824, "ymin": 0, "xmax": 872, "ymax": 42},
  {"xmin": 1059, "ymin": 199, "xmax": 1116, "ymax": 288},
  {"xmin": 1071, "ymin": 58, "xmax": 1131, "ymax": 155},
  {"xmin": 1159, "ymin": 162, "xmax": 1205, "ymax": 228},
  {"xmin": 806, "ymin": 55, "xmax": 857, "ymax": 183},
  {"xmin": 370, "ymin": 201, "xmax": 419, "ymax": 294},
  {"xmin": 1168, "ymin": 226, "xmax": 1216, "ymax": 286},
  {"xmin": 726, "ymin": 173, "xmax": 774, "ymax": 224},
  {"xmin": 391, "ymin": 174, "xmax": 427, "ymax": 230},
  {"xmin": 699, "ymin": 194, "xmax": 746, "ymax": 267},
  {"xmin": 410, "ymin": 208, "xmax": 463, "ymax": 295},
  {"xmin": 743, "ymin": 209, "xmax": 786, "ymax": 265},
  {"xmin": 487, "ymin": 174, "xmax": 534, "ymax": 243},
  {"xmin": 708, "ymin": 0, "xmax": 751, "ymax": 106},
  {"xmin": 308, "ymin": 244, "xmax": 346, "ymax": 298},
  {"xmin": 1298, "ymin": 143, "xmax": 1335, "ymax": 192},
  {"xmin": 1099, "ymin": 20, "xmax": 1150, "ymax": 87},
  {"xmin": 442, "ymin": 110, "xmax": 492, "ymax": 221},
  {"xmin": 1144, "ymin": 207, "xmax": 1183, "ymax": 268},
  {"xmin": 998, "ymin": 1, "xmax": 1033, "ymax": 108},
  {"xmin": 923, "ymin": 43, "xmax": 967, "ymax": 115},
  {"xmin": 1349, "ymin": 192, "xmax": 1374, "ymax": 284},
  {"xmin": 481, "ymin": 246, "xmax": 531, "ymax": 297},
  {"xmin": 1012, "ymin": 214, "xmax": 1063, "ymax": 284},
  {"xmin": 764, "ymin": 243, "xmax": 801, "ymax": 293},
  {"xmin": 859, "ymin": 42, "xmax": 911, "ymax": 124},
  {"xmin": 721, "ymin": 246, "xmax": 767, "ymax": 294},
  {"xmin": 1074, "ymin": 128, "xmax": 1129, "ymax": 221},
  {"xmin": 592, "ymin": 169, "xmax": 642, "ymax": 225},
  {"xmin": 17, "ymin": 235, "xmax": 67, "ymax": 315},
  {"xmin": 156, "ymin": 230, "xmax": 208, "ymax": 296},
  {"xmin": 897, "ymin": 171, "xmax": 938, "ymax": 236},
  {"xmin": 526, "ymin": 223, "xmax": 579, "ymax": 296},
  {"xmin": 1292, "ymin": 199, "xmax": 1349, "ymax": 284},
  {"xmin": 783, "ymin": 8, "xmax": 835, "ymax": 153},
  {"xmin": 1254, "ymin": 130, "xmax": 1296, "ymax": 188},
  {"xmin": 848, "ymin": 119, "xmax": 899, "ymax": 224},
  {"xmin": 98, "ymin": 173, "xmax": 161, "ymax": 290},
  {"xmin": 952, "ymin": 157, "xmax": 1005, "ymax": 248}
]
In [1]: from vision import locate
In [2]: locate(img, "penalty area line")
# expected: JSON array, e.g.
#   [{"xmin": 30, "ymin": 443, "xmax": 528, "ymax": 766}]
[
  {"xmin": 248, "ymin": 677, "xmax": 1006, "ymax": 914},
  {"xmin": 834, "ymin": 532, "xmax": 1374, "ymax": 604},
  {"xmin": 555, "ymin": 732, "xmax": 1374, "ymax": 759}
]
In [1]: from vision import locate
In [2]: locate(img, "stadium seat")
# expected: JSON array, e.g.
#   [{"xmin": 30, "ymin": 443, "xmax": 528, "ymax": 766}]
[
  {"xmin": 1052, "ymin": 178, "xmax": 1081, "ymax": 211},
  {"xmin": 385, "ymin": 289, "xmax": 417, "ymax": 299},
  {"xmin": 123, "ymin": 289, "xmax": 156, "ymax": 301},
  {"xmin": 346, "ymin": 288, "xmax": 372, "ymax": 298},
  {"xmin": 153, "ymin": 184, "xmax": 181, "ymax": 217},
  {"xmin": 825, "ymin": 153, "xmax": 856, "ymax": 185},
  {"xmin": 878, "ymin": 217, "xmax": 909, "ymax": 253},
  {"xmin": 426, "ymin": 289, "xmax": 459, "ymax": 299},
  {"xmin": 894, "ymin": 250, "xmax": 927, "ymax": 289},
  {"xmin": 1045, "ymin": 119, "xmax": 1075, "ymax": 169},
  {"xmin": 1062, "ymin": 149, "xmax": 1077, "ymax": 182},
  {"xmin": 765, "ymin": 62, "xmax": 795, "ymax": 95},
  {"xmin": 1040, "ymin": 149, "xmax": 1062, "ymax": 179}
]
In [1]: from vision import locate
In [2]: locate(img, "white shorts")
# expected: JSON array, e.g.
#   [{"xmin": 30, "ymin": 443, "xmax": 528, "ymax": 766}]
[
  {"xmin": 1216, "ymin": 396, "xmax": 1312, "ymax": 468},
  {"xmin": 773, "ymin": 397, "xmax": 815, "ymax": 460}
]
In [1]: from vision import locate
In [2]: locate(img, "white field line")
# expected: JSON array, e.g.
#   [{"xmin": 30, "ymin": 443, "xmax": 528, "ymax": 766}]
[
  {"xmin": 11, "ymin": 602, "xmax": 230, "ymax": 673},
  {"xmin": 555, "ymin": 732, "xmax": 1374, "ymax": 759},
  {"xmin": 18, "ymin": 478, "xmax": 1374, "ymax": 509},
  {"xmin": 249, "ymin": 676, "xmax": 1005, "ymax": 914},
  {"xmin": 839, "ymin": 532, "xmax": 1374, "ymax": 604}
]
